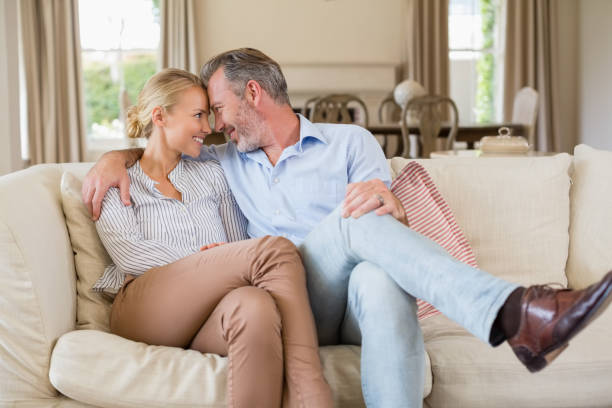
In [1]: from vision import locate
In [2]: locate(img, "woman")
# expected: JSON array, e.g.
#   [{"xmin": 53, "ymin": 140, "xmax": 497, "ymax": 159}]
[{"xmin": 93, "ymin": 68, "xmax": 332, "ymax": 408}]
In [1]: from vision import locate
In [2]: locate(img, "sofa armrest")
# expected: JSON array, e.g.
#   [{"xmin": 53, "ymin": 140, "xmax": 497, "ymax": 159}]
[{"xmin": 0, "ymin": 164, "xmax": 77, "ymax": 400}]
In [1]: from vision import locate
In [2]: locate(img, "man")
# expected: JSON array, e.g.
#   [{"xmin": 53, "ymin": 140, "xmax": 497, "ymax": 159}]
[{"xmin": 83, "ymin": 48, "xmax": 612, "ymax": 408}]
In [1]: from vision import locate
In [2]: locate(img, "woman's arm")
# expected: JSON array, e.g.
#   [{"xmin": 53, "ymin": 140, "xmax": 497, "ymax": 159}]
[
  {"xmin": 206, "ymin": 161, "xmax": 248, "ymax": 242},
  {"xmin": 218, "ymin": 189, "xmax": 249, "ymax": 242},
  {"xmin": 95, "ymin": 187, "xmax": 191, "ymax": 275}
]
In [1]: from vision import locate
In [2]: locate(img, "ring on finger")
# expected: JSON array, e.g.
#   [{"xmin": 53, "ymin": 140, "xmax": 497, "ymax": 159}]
[{"xmin": 375, "ymin": 193, "xmax": 385, "ymax": 207}]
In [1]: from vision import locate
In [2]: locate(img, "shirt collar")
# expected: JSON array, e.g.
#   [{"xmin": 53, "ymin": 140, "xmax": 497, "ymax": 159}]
[
  {"xmin": 134, "ymin": 159, "xmax": 184, "ymax": 194},
  {"xmin": 296, "ymin": 113, "xmax": 330, "ymax": 149}
]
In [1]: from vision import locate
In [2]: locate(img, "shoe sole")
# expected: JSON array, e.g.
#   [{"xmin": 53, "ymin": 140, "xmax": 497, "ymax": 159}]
[{"xmin": 528, "ymin": 271, "xmax": 612, "ymax": 373}]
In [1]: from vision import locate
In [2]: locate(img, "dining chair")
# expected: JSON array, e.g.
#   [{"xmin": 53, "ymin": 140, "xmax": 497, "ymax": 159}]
[
  {"xmin": 377, "ymin": 94, "xmax": 401, "ymax": 124},
  {"xmin": 511, "ymin": 86, "xmax": 539, "ymax": 148},
  {"xmin": 301, "ymin": 96, "xmax": 321, "ymax": 120},
  {"xmin": 311, "ymin": 94, "xmax": 369, "ymax": 127},
  {"xmin": 401, "ymin": 95, "xmax": 459, "ymax": 158},
  {"xmin": 374, "ymin": 94, "xmax": 402, "ymax": 156}
]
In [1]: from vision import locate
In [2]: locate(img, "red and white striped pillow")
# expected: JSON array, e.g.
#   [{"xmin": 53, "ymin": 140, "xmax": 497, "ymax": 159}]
[{"xmin": 391, "ymin": 161, "xmax": 479, "ymax": 320}]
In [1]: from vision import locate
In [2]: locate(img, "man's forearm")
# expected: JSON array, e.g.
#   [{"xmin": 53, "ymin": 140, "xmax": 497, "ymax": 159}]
[{"xmin": 102, "ymin": 148, "xmax": 144, "ymax": 168}]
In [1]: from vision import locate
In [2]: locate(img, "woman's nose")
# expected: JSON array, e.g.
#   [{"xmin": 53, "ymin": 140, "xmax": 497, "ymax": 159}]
[{"xmin": 200, "ymin": 117, "xmax": 212, "ymax": 134}]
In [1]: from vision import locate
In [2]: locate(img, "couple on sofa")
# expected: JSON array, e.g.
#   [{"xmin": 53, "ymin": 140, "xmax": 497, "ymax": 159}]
[{"xmin": 83, "ymin": 48, "xmax": 612, "ymax": 408}]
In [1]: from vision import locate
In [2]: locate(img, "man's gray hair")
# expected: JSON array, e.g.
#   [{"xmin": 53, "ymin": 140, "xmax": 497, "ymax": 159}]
[{"xmin": 200, "ymin": 48, "xmax": 290, "ymax": 105}]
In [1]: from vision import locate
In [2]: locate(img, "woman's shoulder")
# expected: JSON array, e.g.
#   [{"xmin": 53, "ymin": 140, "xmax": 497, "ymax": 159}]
[{"xmin": 102, "ymin": 163, "xmax": 145, "ymax": 206}]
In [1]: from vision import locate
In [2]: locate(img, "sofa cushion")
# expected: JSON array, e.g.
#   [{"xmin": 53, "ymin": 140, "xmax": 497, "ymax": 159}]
[
  {"xmin": 10, "ymin": 397, "xmax": 99, "ymax": 407},
  {"xmin": 49, "ymin": 330, "xmax": 433, "ymax": 407},
  {"xmin": 390, "ymin": 155, "xmax": 572, "ymax": 287},
  {"xmin": 420, "ymin": 312, "xmax": 612, "ymax": 407},
  {"xmin": 567, "ymin": 144, "xmax": 612, "ymax": 289},
  {"xmin": 61, "ymin": 172, "xmax": 113, "ymax": 331}
]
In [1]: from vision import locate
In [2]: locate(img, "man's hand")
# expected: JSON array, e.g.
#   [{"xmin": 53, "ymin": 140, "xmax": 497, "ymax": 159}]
[
  {"xmin": 82, "ymin": 149, "xmax": 142, "ymax": 221},
  {"xmin": 342, "ymin": 179, "xmax": 407, "ymax": 225},
  {"xmin": 200, "ymin": 242, "xmax": 227, "ymax": 251}
]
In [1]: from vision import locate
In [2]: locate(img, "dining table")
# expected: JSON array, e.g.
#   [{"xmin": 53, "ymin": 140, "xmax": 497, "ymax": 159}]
[{"xmin": 366, "ymin": 122, "xmax": 526, "ymax": 153}]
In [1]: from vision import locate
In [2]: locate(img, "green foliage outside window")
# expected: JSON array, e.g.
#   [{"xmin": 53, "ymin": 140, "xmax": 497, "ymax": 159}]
[
  {"xmin": 475, "ymin": 0, "xmax": 495, "ymax": 123},
  {"xmin": 82, "ymin": 62, "xmax": 119, "ymax": 127},
  {"xmin": 123, "ymin": 54, "xmax": 157, "ymax": 107},
  {"xmin": 82, "ymin": 53, "xmax": 156, "ymax": 130}
]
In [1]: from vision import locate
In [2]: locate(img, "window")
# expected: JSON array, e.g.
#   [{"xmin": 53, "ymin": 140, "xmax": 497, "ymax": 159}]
[
  {"xmin": 449, "ymin": 0, "xmax": 504, "ymax": 124},
  {"xmin": 79, "ymin": 0, "xmax": 160, "ymax": 144}
]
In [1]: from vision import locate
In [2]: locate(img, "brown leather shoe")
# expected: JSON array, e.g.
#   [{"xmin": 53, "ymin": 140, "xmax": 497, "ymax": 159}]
[{"xmin": 508, "ymin": 270, "xmax": 612, "ymax": 373}]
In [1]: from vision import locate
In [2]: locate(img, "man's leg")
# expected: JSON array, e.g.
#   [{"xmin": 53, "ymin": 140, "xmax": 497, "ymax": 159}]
[
  {"xmin": 300, "ymin": 206, "xmax": 612, "ymax": 372},
  {"xmin": 341, "ymin": 262, "xmax": 425, "ymax": 408},
  {"xmin": 300, "ymin": 206, "xmax": 515, "ymax": 344}
]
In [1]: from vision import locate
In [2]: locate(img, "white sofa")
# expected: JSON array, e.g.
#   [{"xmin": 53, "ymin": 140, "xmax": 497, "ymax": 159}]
[{"xmin": 1, "ymin": 144, "xmax": 611, "ymax": 408}]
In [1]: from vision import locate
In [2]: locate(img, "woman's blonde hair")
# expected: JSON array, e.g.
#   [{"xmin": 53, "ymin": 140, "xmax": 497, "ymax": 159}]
[{"xmin": 126, "ymin": 68, "xmax": 204, "ymax": 139}]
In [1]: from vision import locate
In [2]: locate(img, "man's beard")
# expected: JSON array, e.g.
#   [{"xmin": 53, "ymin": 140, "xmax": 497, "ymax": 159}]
[{"xmin": 233, "ymin": 101, "xmax": 268, "ymax": 153}]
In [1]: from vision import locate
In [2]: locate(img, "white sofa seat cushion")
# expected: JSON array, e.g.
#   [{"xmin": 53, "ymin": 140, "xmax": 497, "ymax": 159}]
[
  {"xmin": 50, "ymin": 330, "xmax": 229, "ymax": 408},
  {"xmin": 50, "ymin": 330, "xmax": 432, "ymax": 407},
  {"xmin": 389, "ymin": 155, "xmax": 572, "ymax": 287},
  {"xmin": 420, "ymin": 313, "xmax": 612, "ymax": 407}
]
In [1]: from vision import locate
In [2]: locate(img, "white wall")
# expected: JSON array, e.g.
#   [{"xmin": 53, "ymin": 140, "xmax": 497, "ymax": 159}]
[
  {"xmin": 195, "ymin": 0, "xmax": 405, "ymax": 65},
  {"xmin": 0, "ymin": 0, "xmax": 22, "ymax": 176},
  {"xmin": 578, "ymin": 0, "xmax": 612, "ymax": 150}
]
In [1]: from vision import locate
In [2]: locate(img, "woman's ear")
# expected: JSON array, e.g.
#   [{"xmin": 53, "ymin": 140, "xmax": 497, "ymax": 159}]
[{"xmin": 151, "ymin": 106, "xmax": 165, "ymax": 127}]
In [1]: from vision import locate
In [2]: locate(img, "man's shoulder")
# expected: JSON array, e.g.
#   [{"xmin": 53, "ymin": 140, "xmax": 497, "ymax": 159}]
[
  {"xmin": 311, "ymin": 122, "xmax": 374, "ymax": 148},
  {"xmin": 314, "ymin": 122, "xmax": 371, "ymax": 136}
]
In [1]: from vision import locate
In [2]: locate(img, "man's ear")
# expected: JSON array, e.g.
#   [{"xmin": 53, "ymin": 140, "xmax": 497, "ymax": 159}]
[
  {"xmin": 151, "ymin": 106, "xmax": 165, "ymax": 127},
  {"xmin": 244, "ymin": 80, "xmax": 262, "ymax": 106}
]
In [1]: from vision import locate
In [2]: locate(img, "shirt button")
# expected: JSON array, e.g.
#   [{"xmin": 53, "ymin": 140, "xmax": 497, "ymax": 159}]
[
  {"xmin": 274, "ymin": 209, "xmax": 280, "ymax": 215},
  {"xmin": 273, "ymin": 178, "xmax": 279, "ymax": 184}
]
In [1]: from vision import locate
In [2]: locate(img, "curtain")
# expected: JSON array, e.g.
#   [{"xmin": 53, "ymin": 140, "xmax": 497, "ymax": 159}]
[
  {"xmin": 159, "ymin": 0, "xmax": 199, "ymax": 73},
  {"xmin": 19, "ymin": 0, "xmax": 85, "ymax": 164},
  {"xmin": 404, "ymin": 0, "xmax": 450, "ymax": 97},
  {"xmin": 503, "ymin": 0, "xmax": 569, "ymax": 152}
]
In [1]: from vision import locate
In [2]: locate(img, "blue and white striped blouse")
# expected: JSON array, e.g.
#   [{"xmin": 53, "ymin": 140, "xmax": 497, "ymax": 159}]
[{"xmin": 93, "ymin": 159, "xmax": 249, "ymax": 294}]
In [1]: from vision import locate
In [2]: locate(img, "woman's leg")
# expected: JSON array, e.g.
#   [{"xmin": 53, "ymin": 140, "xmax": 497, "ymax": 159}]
[
  {"xmin": 110, "ymin": 236, "xmax": 331, "ymax": 408},
  {"xmin": 190, "ymin": 286, "xmax": 283, "ymax": 408}
]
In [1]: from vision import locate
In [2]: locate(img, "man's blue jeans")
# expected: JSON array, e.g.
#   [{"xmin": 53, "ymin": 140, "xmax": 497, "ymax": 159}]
[{"xmin": 298, "ymin": 207, "xmax": 518, "ymax": 408}]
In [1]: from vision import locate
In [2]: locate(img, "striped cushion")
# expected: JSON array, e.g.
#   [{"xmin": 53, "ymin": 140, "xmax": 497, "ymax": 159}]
[{"xmin": 391, "ymin": 162, "xmax": 478, "ymax": 320}]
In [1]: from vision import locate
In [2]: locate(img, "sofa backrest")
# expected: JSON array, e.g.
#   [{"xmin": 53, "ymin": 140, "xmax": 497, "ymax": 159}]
[
  {"xmin": 389, "ymin": 154, "xmax": 572, "ymax": 287},
  {"xmin": 0, "ymin": 163, "xmax": 91, "ymax": 401}
]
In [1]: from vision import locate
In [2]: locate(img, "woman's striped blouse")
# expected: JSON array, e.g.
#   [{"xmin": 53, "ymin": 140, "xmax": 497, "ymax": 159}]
[{"xmin": 93, "ymin": 159, "xmax": 249, "ymax": 294}]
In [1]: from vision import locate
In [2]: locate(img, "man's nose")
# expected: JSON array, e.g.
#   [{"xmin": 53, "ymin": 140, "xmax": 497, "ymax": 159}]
[{"xmin": 214, "ymin": 116, "xmax": 224, "ymax": 133}]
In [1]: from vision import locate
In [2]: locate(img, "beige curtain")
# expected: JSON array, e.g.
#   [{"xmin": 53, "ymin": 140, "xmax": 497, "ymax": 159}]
[
  {"xmin": 19, "ymin": 0, "xmax": 85, "ymax": 164},
  {"xmin": 160, "ymin": 0, "xmax": 200, "ymax": 73},
  {"xmin": 504, "ymin": 0, "xmax": 569, "ymax": 152},
  {"xmin": 404, "ymin": 0, "xmax": 450, "ymax": 96}
]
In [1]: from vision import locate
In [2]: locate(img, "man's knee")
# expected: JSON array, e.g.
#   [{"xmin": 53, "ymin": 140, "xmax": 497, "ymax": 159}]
[{"xmin": 348, "ymin": 263, "xmax": 418, "ymax": 316}]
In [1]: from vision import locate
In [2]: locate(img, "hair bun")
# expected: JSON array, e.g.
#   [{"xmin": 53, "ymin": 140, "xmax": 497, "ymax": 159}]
[{"xmin": 126, "ymin": 105, "xmax": 143, "ymax": 139}]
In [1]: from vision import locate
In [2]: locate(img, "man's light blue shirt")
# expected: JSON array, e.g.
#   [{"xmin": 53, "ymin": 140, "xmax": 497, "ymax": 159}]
[{"xmin": 192, "ymin": 114, "xmax": 390, "ymax": 245}]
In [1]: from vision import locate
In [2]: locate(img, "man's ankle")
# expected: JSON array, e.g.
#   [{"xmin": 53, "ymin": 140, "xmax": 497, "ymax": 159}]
[{"xmin": 490, "ymin": 287, "xmax": 525, "ymax": 346}]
